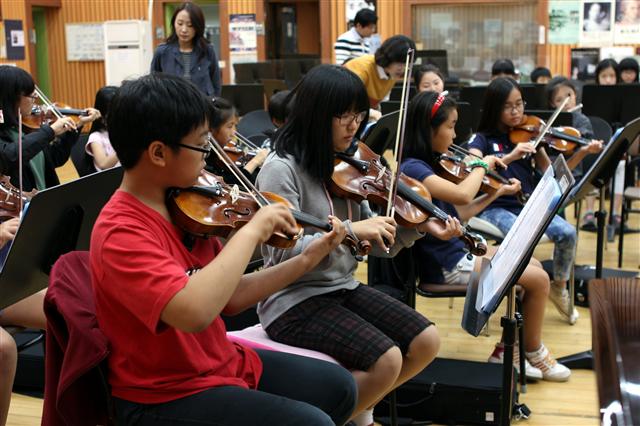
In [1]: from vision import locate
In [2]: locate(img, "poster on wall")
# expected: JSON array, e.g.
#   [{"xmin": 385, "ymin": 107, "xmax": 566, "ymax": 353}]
[
  {"xmin": 4, "ymin": 20, "xmax": 24, "ymax": 60},
  {"xmin": 571, "ymin": 47, "xmax": 601, "ymax": 80},
  {"xmin": 614, "ymin": 0, "xmax": 640, "ymax": 43},
  {"xmin": 549, "ymin": 0, "xmax": 581, "ymax": 44},
  {"xmin": 229, "ymin": 14, "xmax": 257, "ymax": 82},
  {"xmin": 65, "ymin": 23, "xmax": 104, "ymax": 61},
  {"xmin": 580, "ymin": 1, "xmax": 614, "ymax": 45}
]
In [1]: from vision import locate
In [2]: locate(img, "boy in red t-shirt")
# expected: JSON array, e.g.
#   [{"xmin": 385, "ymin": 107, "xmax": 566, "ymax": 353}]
[{"xmin": 91, "ymin": 74, "xmax": 356, "ymax": 426}]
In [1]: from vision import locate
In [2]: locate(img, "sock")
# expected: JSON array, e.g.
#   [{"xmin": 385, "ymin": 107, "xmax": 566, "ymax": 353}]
[
  {"xmin": 353, "ymin": 408, "xmax": 374, "ymax": 426},
  {"xmin": 525, "ymin": 344, "xmax": 545, "ymax": 360}
]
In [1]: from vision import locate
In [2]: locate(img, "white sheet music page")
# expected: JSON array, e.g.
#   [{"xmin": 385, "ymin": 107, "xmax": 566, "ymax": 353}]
[{"xmin": 479, "ymin": 165, "xmax": 563, "ymax": 312}]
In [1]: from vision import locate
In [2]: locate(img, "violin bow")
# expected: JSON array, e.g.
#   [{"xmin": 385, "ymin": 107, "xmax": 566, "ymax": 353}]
[
  {"xmin": 385, "ymin": 48, "xmax": 415, "ymax": 220},
  {"xmin": 529, "ymin": 95, "xmax": 570, "ymax": 151},
  {"xmin": 17, "ymin": 111, "xmax": 24, "ymax": 216}
]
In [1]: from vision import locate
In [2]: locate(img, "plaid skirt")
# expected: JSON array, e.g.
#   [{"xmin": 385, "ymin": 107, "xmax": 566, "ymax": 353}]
[{"xmin": 265, "ymin": 284, "xmax": 433, "ymax": 371}]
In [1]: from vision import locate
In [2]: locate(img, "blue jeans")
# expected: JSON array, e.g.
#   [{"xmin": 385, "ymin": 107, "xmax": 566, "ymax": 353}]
[
  {"xmin": 113, "ymin": 349, "xmax": 356, "ymax": 426},
  {"xmin": 479, "ymin": 208, "xmax": 576, "ymax": 282}
]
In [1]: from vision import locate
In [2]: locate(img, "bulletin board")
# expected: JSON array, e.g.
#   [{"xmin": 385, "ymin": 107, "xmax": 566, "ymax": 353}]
[{"xmin": 65, "ymin": 22, "xmax": 104, "ymax": 61}]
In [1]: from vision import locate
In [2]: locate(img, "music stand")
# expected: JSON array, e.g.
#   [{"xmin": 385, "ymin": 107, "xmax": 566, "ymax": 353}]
[
  {"xmin": 519, "ymin": 84, "xmax": 547, "ymax": 110},
  {"xmin": 221, "ymin": 84, "xmax": 265, "ymax": 116},
  {"xmin": 454, "ymin": 101, "xmax": 474, "ymax": 145},
  {"xmin": 0, "ymin": 167, "xmax": 123, "ymax": 310},
  {"xmin": 581, "ymin": 85, "xmax": 622, "ymax": 125},
  {"xmin": 524, "ymin": 110, "xmax": 573, "ymax": 127},
  {"xmin": 463, "ymin": 156, "xmax": 575, "ymax": 425},
  {"xmin": 362, "ymin": 111, "xmax": 399, "ymax": 155},
  {"xmin": 557, "ymin": 117, "xmax": 640, "ymax": 369}
]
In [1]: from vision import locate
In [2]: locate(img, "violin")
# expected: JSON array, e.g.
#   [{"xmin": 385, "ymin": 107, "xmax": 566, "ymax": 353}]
[
  {"xmin": 436, "ymin": 146, "xmax": 529, "ymax": 205},
  {"xmin": 22, "ymin": 103, "xmax": 89, "ymax": 131},
  {"xmin": 332, "ymin": 142, "xmax": 487, "ymax": 256},
  {"xmin": 0, "ymin": 175, "xmax": 37, "ymax": 219},
  {"xmin": 510, "ymin": 114, "xmax": 591, "ymax": 154},
  {"xmin": 168, "ymin": 144, "xmax": 370, "ymax": 256}
]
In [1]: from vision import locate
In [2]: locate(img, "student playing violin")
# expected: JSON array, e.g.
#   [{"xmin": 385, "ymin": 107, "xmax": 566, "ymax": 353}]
[
  {"xmin": 545, "ymin": 76, "xmax": 604, "ymax": 230},
  {"xmin": 86, "ymin": 86, "xmax": 119, "ymax": 172},
  {"xmin": 255, "ymin": 65, "xmax": 461, "ymax": 426},
  {"xmin": 91, "ymin": 73, "xmax": 357, "ymax": 426},
  {"xmin": 400, "ymin": 91, "xmax": 571, "ymax": 382},
  {"xmin": 0, "ymin": 66, "xmax": 100, "ymax": 191},
  {"xmin": 205, "ymin": 97, "xmax": 268, "ymax": 184},
  {"xmin": 468, "ymin": 77, "xmax": 599, "ymax": 325}
]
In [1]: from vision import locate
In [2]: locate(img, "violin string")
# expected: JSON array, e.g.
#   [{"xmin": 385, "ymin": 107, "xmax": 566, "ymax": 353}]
[
  {"xmin": 208, "ymin": 135, "xmax": 267, "ymax": 207},
  {"xmin": 234, "ymin": 132, "xmax": 260, "ymax": 150}
]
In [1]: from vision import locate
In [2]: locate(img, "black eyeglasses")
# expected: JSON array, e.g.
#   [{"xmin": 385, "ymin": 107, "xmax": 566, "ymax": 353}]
[{"xmin": 177, "ymin": 143, "xmax": 212, "ymax": 159}]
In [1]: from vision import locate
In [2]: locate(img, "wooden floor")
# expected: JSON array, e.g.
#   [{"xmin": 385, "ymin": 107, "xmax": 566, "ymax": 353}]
[{"xmin": 6, "ymin": 160, "xmax": 639, "ymax": 425}]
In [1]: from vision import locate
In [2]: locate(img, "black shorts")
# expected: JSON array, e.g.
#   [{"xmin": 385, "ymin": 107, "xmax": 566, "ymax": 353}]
[{"xmin": 265, "ymin": 284, "xmax": 433, "ymax": 371}]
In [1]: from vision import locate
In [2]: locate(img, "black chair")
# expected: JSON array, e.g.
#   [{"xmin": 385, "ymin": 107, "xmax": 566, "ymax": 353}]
[
  {"xmin": 70, "ymin": 133, "xmax": 97, "ymax": 177},
  {"xmin": 237, "ymin": 110, "xmax": 274, "ymax": 138},
  {"xmin": 233, "ymin": 63, "xmax": 256, "ymax": 84}
]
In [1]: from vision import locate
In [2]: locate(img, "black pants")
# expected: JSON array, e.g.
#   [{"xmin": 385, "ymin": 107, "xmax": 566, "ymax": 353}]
[{"xmin": 113, "ymin": 349, "xmax": 356, "ymax": 426}]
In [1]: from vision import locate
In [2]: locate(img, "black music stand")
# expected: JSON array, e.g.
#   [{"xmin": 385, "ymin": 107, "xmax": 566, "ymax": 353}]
[
  {"xmin": 362, "ymin": 111, "xmax": 399, "ymax": 155},
  {"xmin": 557, "ymin": 117, "xmax": 640, "ymax": 369},
  {"xmin": 523, "ymin": 110, "xmax": 573, "ymax": 127},
  {"xmin": 0, "ymin": 167, "xmax": 123, "ymax": 310},
  {"xmin": 463, "ymin": 156, "xmax": 575, "ymax": 425},
  {"xmin": 221, "ymin": 84, "xmax": 265, "ymax": 116}
]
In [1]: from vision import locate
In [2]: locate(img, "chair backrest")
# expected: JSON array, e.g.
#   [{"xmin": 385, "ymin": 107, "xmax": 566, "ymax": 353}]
[
  {"xmin": 43, "ymin": 251, "xmax": 114, "ymax": 426},
  {"xmin": 70, "ymin": 133, "xmax": 97, "ymax": 177},
  {"xmin": 237, "ymin": 109, "xmax": 275, "ymax": 137},
  {"xmin": 588, "ymin": 116, "xmax": 613, "ymax": 142}
]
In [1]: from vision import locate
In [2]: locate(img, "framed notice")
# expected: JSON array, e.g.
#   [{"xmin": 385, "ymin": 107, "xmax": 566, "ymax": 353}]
[
  {"xmin": 65, "ymin": 23, "xmax": 104, "ymax": 61},
  {"xmin": 549, "ymin": 0, "xmax": 581, "ymax": 44}
]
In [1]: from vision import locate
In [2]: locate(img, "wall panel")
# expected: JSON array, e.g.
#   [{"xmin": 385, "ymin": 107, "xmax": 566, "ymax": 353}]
[{"xmin": 0, "ymin": 0, "xmax": 30, "ymax": 70}]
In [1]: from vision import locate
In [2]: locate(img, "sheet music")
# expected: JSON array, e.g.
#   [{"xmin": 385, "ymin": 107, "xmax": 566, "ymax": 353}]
[{"xmin": 479, "ymin": 165, "xmax": 563, "ymax": 312}]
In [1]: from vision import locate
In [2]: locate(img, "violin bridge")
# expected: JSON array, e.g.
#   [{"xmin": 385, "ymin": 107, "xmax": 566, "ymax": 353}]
[
  {"xmin": 376, "ymin": 167, "xmax": 386, "ymax": 183},
  {"xmin": 230, "ymin": 184, "xmax": 240, "ymax": 204}
]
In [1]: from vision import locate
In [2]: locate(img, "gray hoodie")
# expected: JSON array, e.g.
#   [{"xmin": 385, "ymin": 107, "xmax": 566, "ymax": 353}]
[{"xmin": 255, "ymin": 153, "xmax": 424, "ymax": 328}]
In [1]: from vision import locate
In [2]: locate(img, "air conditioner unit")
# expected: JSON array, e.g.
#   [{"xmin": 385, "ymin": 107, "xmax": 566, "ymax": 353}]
[{"xmin": 104, "ymin": 20, "xmax": 152, "ymax": 86}]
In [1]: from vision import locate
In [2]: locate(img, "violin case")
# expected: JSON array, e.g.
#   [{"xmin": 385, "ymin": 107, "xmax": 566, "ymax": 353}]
[{"xmin": 374, "ymin": 358, "xmax": 522, "ymax": 426}]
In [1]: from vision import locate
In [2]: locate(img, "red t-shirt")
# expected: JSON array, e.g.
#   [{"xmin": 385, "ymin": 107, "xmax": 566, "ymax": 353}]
[{"xmin": 90, "ymin": 190, "xmax": 262, "ymax": 404}]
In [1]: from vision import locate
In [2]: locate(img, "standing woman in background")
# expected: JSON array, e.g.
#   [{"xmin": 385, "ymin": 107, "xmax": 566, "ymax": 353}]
[{"xmin": 151, "ymin": 2, "xmax": 222, "ymax": 97}]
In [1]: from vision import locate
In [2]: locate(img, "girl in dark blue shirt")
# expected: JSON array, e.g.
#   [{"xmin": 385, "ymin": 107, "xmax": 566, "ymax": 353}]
[
  {"xmin": 401, "ymin": 91, "xmax": 570, "ymax": 382},
  {"xmin": 468, "ymin": 77, "xmax": 596, "ymax": 327}
]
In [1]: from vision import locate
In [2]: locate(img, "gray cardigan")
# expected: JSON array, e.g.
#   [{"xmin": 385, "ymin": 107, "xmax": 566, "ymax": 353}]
[{"xmin": 255, "ymin": 153, "xmax": 424, "ymax": 328}]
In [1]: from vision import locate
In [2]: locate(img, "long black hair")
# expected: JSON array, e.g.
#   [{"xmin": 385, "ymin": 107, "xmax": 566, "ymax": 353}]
[
  {"xmin": 618, "ymin": 57, "xmax": 639, "ymax": 82},
  {"xmin": 89, "ymin": 86, "xmax": 118, "ymax": 134},
  {"xmin": 595, "ymin": 58, "xmax": 619, "ymax": 84},
  {"xmin": 166, "ymin": 2, "xmax": 209, "ymax": 59},
  {"xmin": 274, "ymin": 65, "xmax": 369, "ymax": 182},
  {"xmin": 207, "ymin": 97, "xmax": 236, "ymax": 130},
  {"xmin": 477, "ymin": 77, "xmax": 520, "ymax": 135},
  {"xmin": 403, "ymin": 91, "xmax": 457, "ymax": 166},
  {"xmin": 0, "ymin": 66, "xmax": 35, "ymax": 132}
]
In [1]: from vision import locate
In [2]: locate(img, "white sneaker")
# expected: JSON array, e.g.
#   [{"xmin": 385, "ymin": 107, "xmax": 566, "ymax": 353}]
[
  {"xmin": 526, "ymin": 344, "xmax": 571, "ymax": 382},
  {"xmin": 549, "ymin": 286, "xmax": 579, "ymax": 325},
  {"xmin": 488, "ymin": 343, "xmax": 543, "ymax": 380}
]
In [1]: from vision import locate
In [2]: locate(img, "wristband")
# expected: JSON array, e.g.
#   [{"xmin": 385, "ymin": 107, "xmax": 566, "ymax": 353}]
[{"xmin": 467, "ymin": 159, "xmax": 489, "ymax": 172}]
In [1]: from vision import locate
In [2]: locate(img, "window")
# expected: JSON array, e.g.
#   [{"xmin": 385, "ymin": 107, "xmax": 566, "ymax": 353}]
[{"xmin": 412, "ymin": 2, "xmax": 538, "ymax": 82}]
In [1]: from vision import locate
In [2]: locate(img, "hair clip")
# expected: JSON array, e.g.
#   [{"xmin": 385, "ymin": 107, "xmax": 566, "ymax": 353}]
[{"xmin": 430, "ymin": 91, "xmax": 448, "ymax": 119}]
